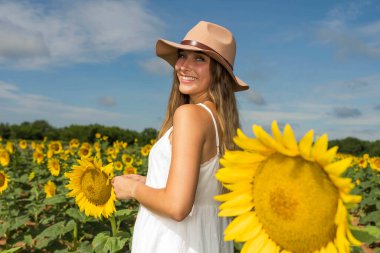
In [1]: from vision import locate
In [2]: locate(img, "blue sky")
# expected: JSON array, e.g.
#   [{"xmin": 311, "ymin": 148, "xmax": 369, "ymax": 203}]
[{"xmin": 0, "ymin": 0, "xmax": 379, "ymax": 141}]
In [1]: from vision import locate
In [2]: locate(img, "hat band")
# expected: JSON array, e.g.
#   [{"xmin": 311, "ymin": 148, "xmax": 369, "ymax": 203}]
[{"xmin": 180, "ymin": 40, "xmax": 233, "ymax": 70}]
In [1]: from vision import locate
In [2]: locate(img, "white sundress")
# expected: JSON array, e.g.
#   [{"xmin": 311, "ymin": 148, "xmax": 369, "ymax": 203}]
[{"xmin": 131, "ymin": 103, "xmax": 233, "ymax": 253}]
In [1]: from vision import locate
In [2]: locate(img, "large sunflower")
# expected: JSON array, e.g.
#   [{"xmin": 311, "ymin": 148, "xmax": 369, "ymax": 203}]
[
  {"xmin": 65, "ymin": 157, "xmax": 116, "ymax": 218},
  {"xmin": 215, "ymin": 121, "xmax": 362, "ymax": 253},
  {"xmin": 0, "ymin": 170, "xmax": 10, "ymax": 194}
]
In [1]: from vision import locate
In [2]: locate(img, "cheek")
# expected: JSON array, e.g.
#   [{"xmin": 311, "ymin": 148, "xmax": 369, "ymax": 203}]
[
  {"xmin": 174, "ymin": 58, "xmax": 184, "ymax": 71},
  {"xmin": 174, "ymin": 62, "xmax": 180, "ymax": 71}
]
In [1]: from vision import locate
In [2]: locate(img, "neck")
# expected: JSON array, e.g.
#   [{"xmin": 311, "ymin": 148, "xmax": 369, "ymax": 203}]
[{"xmin": 189, "ymin": 93, "xmax": 211, "ymax": 104}]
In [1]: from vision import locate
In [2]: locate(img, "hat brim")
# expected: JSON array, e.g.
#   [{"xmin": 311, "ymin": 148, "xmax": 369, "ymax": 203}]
[{"xmin": 156, "ymin": 39, "xmax": 249, "ymax": 92}]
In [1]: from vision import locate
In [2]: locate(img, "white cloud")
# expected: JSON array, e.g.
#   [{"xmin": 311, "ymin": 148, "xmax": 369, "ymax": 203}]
[
  {"xmin": 0, "ymin": 81, "xmax": 127, "ymax": 126},
  {"xmin": 312, "ymin": 74, "xmax": 380, "ymax": 101},
  {"xmin": 331, "ymin": 107, "xmax": 361, "ymax": 118},
  {"xmin": 243, "ymin": 89, "xmax": 266, "ymax": 106},
  {"xmin": 139, "ymin": 58, "xmax": 172, "ymax": 76},
  {"xmin": 0, "ymin": 0, "xmax": 164, "ymax": 69},
  {"xmin": 238, "ymin": 95, "xmax": 380, "ymax": 141},
  {"xmin": 99, "ymin": 96, "xmax": 117, "ymax": 107},
  {"xmin": 315, "ymin": 1, "xmax": 380, "ymax": 59}
]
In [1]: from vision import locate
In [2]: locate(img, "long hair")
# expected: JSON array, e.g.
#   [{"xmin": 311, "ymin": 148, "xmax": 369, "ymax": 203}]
[{"xmin": 157, "ymin": 58, "xmax": 241, "ymax": 155}]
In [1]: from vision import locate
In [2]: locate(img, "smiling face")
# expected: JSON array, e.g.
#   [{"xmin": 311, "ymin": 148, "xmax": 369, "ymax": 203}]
[{"xmin": 175, "ymin": 50, "xmax": 212, "ymax": 103}]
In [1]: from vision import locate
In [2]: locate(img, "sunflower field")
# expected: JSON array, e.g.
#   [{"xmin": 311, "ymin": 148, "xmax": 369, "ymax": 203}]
[{"xmin": 0, "ymin": 129, "xmax": 379, "ymax": 253}]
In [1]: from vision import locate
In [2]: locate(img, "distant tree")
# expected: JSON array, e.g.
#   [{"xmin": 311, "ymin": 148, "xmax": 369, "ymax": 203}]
[
  {"xmin": 329, "ymin": 137, "xmax": 369, "ymax": 156},
  {"xmin": 31, "ymin": 120, "xmax": 58, "ymax": 140},
  {"xmin": 139, "ymin": 128, "xmax": 159, "ymax": 144},
  {"xmin": 368, "ymin": 140, "xmax": 380, "ymax": 156},
  {"xmin": 0, "ymin": 123, "xmax": 12, "ymax": 139}
]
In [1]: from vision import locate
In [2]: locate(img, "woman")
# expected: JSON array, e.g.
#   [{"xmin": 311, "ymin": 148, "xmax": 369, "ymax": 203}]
[{"xmin": 112, "ymin": 21, "xmax": 249, "ymax": 253}]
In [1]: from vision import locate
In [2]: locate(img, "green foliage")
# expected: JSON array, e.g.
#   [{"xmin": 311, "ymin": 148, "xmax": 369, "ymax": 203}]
[
  {"xmin": 329, "ymin": 137, "xmax": 380, "ymax": 156},
  {"xmin": 344, "ymin": 162, "xmax": 380, "ymax": 249},
  {"xmin": 0, "ymin": 137, "xmax": 143, "ymax": 252},
  {"xmin": 0, "ymin": 120, "xmax": 158, "ymax": 145},
  {"xmin": 1, "ymin": 132, "xmax": 379, "ymax": 252}
]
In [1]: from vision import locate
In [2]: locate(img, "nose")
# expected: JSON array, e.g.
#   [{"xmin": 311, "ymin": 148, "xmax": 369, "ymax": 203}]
[{"xmin": 175, "ymin": 57, "xmax": 191, "ymax": 72}]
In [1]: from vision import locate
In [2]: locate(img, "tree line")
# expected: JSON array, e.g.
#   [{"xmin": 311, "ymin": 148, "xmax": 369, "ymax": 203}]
[
  {"xmin": 0, "ymin": 120, "xmax": 379, "ymax": 156},
  {"xmin": 0, "ymin": 120, "xmax": 158, "ymax": 146}
]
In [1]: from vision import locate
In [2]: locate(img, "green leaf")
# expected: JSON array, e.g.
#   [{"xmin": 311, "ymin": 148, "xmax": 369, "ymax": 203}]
[
  {"xmin": 360, "ymin": 196, "xmax": 377, "ymax": 206},
  {"xmin": 1, "ymin": 247, "xmax": 22, "ymax": 253},
  {"xmin": 92, "ymin": 232, "xmax": 128, "ymax": 253},
  {"xmin": 92, "ymin": 232, "xmax": 110, "ymax": 252},
  {"xmin": 361, "ymin": 211, "xmax": 380, "ymax": 224},
  {"xmin": 9, "ymin": 215, "xmax": 29, "ymax": 231},
  {"xmin": 61, "ymin": 219, "xmax": 76, "ymax": 234},
  {"xmin": 35, "ymin": 221, "xmax": 66, "ymax": 247},
  {"xmin": 43, "ymin": 194, "xmax": 67, "ymax": 205},
  {"xmin": 77, "ymin": 241, "xmax": 95, "ymax": 253},
  {"xmin": 24, "ymin": 234, "xmax": 33, "ymax": 247},
  {"xmin": 350, "ymin": 246, "xmax": 365, "ymax": 253},
  {"xmin": 115, "ymin": 209, "xmax": 133, "ymax": 217},
  {"xmin": 362, "ymin": 225, "xmax": 380, "ymax": 239},
  {"xmin": 66, "ymin": 207, "xmax": 86, "ymax": 222},
  {"xmin": 0, "ymin": 221, "xmax": 10, "ymax": 234},
  {"xmin": 350, "ymin": 226, "xmax": 378, "ymax": 244}
]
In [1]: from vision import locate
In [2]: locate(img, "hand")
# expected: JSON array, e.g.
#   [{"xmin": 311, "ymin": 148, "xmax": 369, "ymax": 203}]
[
  {"xmin": 124, "ymin": 174, "xmax": 146, "ymax": 184},
  {"xmin": 112, "ymin": 175, "xmax": 141, "ymax": 200}
]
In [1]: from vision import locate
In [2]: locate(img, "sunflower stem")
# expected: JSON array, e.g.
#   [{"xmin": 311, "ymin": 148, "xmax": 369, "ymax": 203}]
[
  {"xmin": 73, "ymin": 221, "xmax": 78, "ymax": 250},
  {"xmin": 109, "ymin": 215, "xmax": 117, "ymax": 237}
]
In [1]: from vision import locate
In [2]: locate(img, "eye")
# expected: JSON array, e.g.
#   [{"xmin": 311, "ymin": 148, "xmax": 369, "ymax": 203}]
[
  {"xmin": 195, "ymin": 56, "xmax": 205, "ymax": 62},
  {"xmin": 178, "ymin": 51, "xmax": 186, "ymax": 59}
]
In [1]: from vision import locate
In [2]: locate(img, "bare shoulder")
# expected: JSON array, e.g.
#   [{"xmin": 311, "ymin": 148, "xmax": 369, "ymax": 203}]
[{"xmin": 173, "ymin": 104, "xmax": 207, "ymax": 124}]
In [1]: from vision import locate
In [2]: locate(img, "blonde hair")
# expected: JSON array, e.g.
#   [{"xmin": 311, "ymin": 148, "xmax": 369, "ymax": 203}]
[{"xmin": 157, "ymin": 58, "xmax": 241, "ymax": 155}]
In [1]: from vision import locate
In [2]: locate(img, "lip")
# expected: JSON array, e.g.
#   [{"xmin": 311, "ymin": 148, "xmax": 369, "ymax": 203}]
[{"xmin": 178, "ymin": 74, "xmax": 197, "ymax": 83}]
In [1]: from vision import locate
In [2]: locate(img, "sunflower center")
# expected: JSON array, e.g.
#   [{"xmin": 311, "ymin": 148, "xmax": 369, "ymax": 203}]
[
  {"xmin": 0, "ymin": 173, "xmax": 5, "ymax": 186},
  {"xmin": 253, "ymin": 153, "xmax": 339, "ymax": 252},
  {"xmin": 80, "ymin": 169, "xmax": 111, "ymax": 206}
]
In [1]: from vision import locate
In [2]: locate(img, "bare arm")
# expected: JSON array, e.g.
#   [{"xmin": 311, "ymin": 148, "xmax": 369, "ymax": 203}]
[{"xmin": 112, "ymin": 104, "xmax": 206, "ymax": 221}]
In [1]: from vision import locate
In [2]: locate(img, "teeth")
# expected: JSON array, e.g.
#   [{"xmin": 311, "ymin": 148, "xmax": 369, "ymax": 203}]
[{"xmin": 182, "ymin": 76, "xmax": 196, "ymax": 81}]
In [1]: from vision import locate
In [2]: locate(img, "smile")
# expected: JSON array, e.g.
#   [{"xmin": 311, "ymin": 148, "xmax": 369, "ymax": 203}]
[{"xmin": 180, "ymin": 75, "xmax": 197, "ymax": 82}]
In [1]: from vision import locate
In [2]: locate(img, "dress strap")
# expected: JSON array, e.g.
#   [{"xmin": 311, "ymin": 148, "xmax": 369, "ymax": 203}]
[{"xmin": 196, "ymin": 103, "xmax": 219, "ymax": 153}]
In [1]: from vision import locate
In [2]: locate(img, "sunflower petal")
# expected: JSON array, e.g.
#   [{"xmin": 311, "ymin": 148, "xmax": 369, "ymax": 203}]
[
  {"xmin": 271, "ymin": 120, "xmax": 284, "ymax": 144},
  {"xmin": 324, "ymin": 158, "xmax": 352, "ymax": 176},
  {"xmin": 299, "ymin": 129, "xmax": 314, "ymax": 161},
  {"xmin": 283, "ymin": 124, "xmax": 298, "ymax": 152}
]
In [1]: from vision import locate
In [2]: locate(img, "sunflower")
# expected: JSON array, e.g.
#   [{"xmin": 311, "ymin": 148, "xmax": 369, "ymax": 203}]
[
  {"xmin": 369, "ymin": 157, "xmax": 380, "ymax": 171},
  {"xmin": 0, "ymin": 148, "xmax": 10, "ymax": 167},
  {"xmin": 33, "ymin": 151, "xmax": 45, "ymax": 165},
  {"xmin": 19, "ymin": 139, "xmax": 28, "ymax": 150},
  {"xmin": 122, "ymin": 154, "xmax": 134, "ymax": 165},
  {"xmin": 0, "ymin": 170, "xmax": 10, "ymax": 194},
  {"xmin": 123, "ymin": 166, "xmax": 137, "ymax": 175},
  {"xmin": 215, "ymin": 121, "xmax": 362, "ymax": 253},
  {"xmin": 78, "ymin": 143, "xmax": 92, "ymax": 158},
  {"xmin": 94, "ymin": 142, "xmax": 101, "ymax": 153},
  {"xmin": 6, "ymin": 141, "xmax": 14, "ymax": 154},
  {"xmin": 107, "ymin": 147, "xmax": 117, "ymax": 160},
  {"xmin": 69, "ymin": 138, "xmax": 80, "ymax": 148},
  {"xmin": 65, "ymin": 157, "xmax": 116, "ymax": 218},
  {"xmin": 48, "ymin": 141, "xmax": 62, "ymax": 154},
  {"xmin": 114, "ymin": 161, "xmax": 123, "ymax": 171},
  {"xmin": 48, "ymin": 158, "xmax": 60, "ymax": 176},
  {"xmin": 140, "ymin": 144, "xmax": 152, "ymax": 157},
  {"xmin": 44, "ymin": 180, "xmax": 56, "ymax": 198}
]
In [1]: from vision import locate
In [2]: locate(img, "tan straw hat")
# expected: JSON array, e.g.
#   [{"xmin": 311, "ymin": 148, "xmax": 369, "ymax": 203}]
[{"xmin": 156, "ymin": 21, "xmax": 249, "ymax": 92}]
